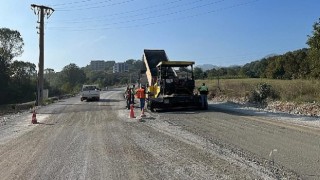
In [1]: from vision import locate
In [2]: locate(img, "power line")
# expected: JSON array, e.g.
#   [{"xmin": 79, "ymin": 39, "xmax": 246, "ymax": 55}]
[
  {"xmin": 52, "ymin": 0, "xmax": 197, "ymax": 23},
  {"xmin": 47, "ymin": 0, "xmax": 259, "ymax": 31},
  {"xmin": 51, "ymin": 0, "xmax": 112, "ymax": 7},
  {"xmin": 51, "ymin": 0, "xmax": 225, "ymax": 25},
  {"xmin": 55, "ymin": 0, "xmax": 137, "ymax": 11}
]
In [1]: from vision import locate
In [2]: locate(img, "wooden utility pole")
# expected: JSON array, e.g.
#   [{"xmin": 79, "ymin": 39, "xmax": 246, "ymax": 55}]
[{"xmin": 31, "ymin": 4, "xmax": 54, "ymax": 105}]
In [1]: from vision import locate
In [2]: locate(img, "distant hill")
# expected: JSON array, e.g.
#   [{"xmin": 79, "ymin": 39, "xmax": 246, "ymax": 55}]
[
  {"xmin": 195, "ymin": 53, "xmax": 278, "ymax": 71},
  {"xmin": 196, "ymin": 64, "xmax": 217, "ymax": 71}
]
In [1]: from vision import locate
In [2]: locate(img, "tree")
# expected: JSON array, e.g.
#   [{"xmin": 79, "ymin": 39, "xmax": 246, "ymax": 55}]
[
  {"xmin": 194, "ymin": 67, "xmax": 203, "ymax": 79},
  {"xmin": 226, "ymin": 66, "xmax": 241, "ymax": 77},
  {"xmin": 59, "ymin": 63, "xmax": 86, "ymax": 93},
  {"xmin": 0, "ymin": 28, "xmax": 24, "ymax": 61},
  {"xmin": 282, "ymin": 52, "xmax": 300, "ymax": 79},
  {"xmin": 10, "ymin": 61, "xmax": 36, "ymax": 83},
  {"xmin": 0, "ymin": 55, "xmax": 9, "ymax": 88},
  {"xmin": 0, "ymin": 28, "xmax": 25, "ymax": 104},
  {"xmin": 0, "ymin": 28, "xmax": 24, "ymax": 94},
  {"xmin": 296, "ymin": 49, "xmax": 309, "ymax": 78},
  {"xmin": 307, "ymin": 18, "xmax": 320, "ymax": 78},
  {"xmin": 240, "ymin": 60, "xmax": 267, "ymax": 78},
  {"xmin": 44, "ymin": 68, "xmax": 55, "ymax": 86},
  {"xmin": 8, "ymin": 61, "xmax": 37, "ymax": 103}
]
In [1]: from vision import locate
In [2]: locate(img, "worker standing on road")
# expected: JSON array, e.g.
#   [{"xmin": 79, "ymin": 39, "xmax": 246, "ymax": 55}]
[
  {"xmin": 198, "ymin": 83, "xmax": 209, "ymax": 109},
  {"xmin": 131, "ymin": 84, "xmax": 136, "ymax": 104},
  {"xmin": 136, "ymin": 85, "xmax": 146, "ymax": 112},
  {"xmin": 125, "ymin": 87, "xmax": 132, "ymax": 109}
]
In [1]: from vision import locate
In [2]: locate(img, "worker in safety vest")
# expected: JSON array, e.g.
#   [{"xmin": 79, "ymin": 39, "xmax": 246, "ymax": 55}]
[
  {"xmin": 198, "ymin": 83, "xmax": 209, "ymax": 109},
  {"xmin": 135, "ymin": 85, "xmax": 146, "ymax": 111}
]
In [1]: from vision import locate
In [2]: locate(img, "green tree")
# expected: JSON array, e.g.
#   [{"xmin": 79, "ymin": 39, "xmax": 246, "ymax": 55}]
[
  {"xmin": 226, "ymin": 66, "xmax": 241, "ymax": 77},
  {"xmin": 241, "ymin": 59, "xmax": 268, "ymax": 78},
  {"xmin": 307, "ymin": 18, "xmax": 320, "ymax": 78},
  {"xmin": 60, "ymin": 63, "xmax": 86, "ymax": 93},
  {"xmin": 206, "ymin": 68, "xmax": 218, "ymax": 79},
  {"xmin": 44, "ymin": 68, "xmax": 55, "ymax": 85},
  {"xmin": 0, "ymin": 28, "xmax": 24, "ymax": 62},
  {"xmin": 194, "ymin": 67, "xmax": 203, "ymax": 79},
  {"xmin": 0, "ymin": 28, "xmax": 24, "ymax": 104},
  {"xmin": 282, "ymin": 52, "xmax": 301, "ymax": 79},
  {"xmin": 296, "ymin": 49, "xmax": 309, "ymax": 78},
  {"xmin": 0, "ymin": 28, "xmax": 24, "ymax": 83},
  {"xmin": 126, "ymin": 59, "xmax": 142, "ymax": 74},
  {"xmin": 0, "ymin": 55, "xmax": 9, "ymax": 89},
  {"xmin": 7, "ymin": 61, "xmax": 37, "ymax": 103},
  {"xmin": 10, "ymin": 61, "xmax": 36, "ymax": 83}
]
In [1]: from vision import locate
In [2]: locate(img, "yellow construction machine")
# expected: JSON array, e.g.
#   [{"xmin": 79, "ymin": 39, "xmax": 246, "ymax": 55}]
[{"xmin": 140, "ymin": 49, "xmax": 202, "ymax": 111}]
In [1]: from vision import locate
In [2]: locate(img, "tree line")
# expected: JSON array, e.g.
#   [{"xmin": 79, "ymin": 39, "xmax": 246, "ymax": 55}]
[
  {"xmin": 194, "ymin": 18, "xmax": 320, "ymax": 80},
  {"xmin": 193, "ymin": 48, "xmax": 309, "ymax": 80},
  {"xmin": 1, "ymin": 18, "xmax": 320, "ymax": 105}
]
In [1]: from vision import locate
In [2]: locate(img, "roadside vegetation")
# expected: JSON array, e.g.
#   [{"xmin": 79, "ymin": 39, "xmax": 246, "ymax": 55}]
[{"xmin": 196, "ymin": 79, "xmax": 320, "ymax": 104}]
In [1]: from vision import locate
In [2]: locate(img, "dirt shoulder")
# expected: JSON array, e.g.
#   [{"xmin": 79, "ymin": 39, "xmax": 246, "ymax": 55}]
[{"xmin": 210, "ymin": 100, "xmax": 320, "ymax": 130}]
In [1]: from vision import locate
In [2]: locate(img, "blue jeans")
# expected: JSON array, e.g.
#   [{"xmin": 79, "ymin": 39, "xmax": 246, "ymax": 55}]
[
  {"xmin": 140, "ymin": 98, "xmax": 145, "ymax": 111},
  {"xmin": 200, "ymin": 94, "xmax": 208, "ymax": 108}
]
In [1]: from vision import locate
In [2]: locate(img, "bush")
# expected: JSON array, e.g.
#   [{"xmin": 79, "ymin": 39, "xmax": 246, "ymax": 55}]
[{"xmin": 249, "ymin": 82, "xmax": 279, "ymax": 105}]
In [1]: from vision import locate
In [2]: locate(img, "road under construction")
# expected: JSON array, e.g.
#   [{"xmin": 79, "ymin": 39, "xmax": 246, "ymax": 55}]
[{"xmin": 0, "ymin": 89, "xmax": 319, "ymax": 179}]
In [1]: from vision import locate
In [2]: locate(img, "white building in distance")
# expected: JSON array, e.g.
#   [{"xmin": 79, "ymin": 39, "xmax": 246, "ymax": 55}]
[{"xmin": 113, "ymin": 62, "xmax": 129, "ymax": 73}]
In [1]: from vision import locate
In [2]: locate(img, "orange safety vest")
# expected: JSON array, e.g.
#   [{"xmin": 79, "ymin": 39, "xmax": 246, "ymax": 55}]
[{"xmin": 135, "ymin": 88, "xmax": 146, "ymax": 99}]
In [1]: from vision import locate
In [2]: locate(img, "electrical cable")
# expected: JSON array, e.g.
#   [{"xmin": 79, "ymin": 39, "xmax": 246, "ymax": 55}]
[
  {"xmin": 52, "ymin": 0, "xmax": 202, "ymax": 23},
  {"xmin": 47, "ymin": 0, "xmax": 259, "ymax": 31},
  {"xmin": 55, "ymin": 0, "xmax": 137, "ymax": 11},
  {"xmin": 51, "ymin": 0, "xmax": 225, "ymax": 25},
  {"xmin": 51, "ymin": 0, "xmax": 113, "ymax": 7}
]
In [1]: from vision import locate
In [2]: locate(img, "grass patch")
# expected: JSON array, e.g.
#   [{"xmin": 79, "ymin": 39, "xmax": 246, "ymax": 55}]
[{"xmin": 196, "ymin": 79, "xmax": 320, "ymax": 103}]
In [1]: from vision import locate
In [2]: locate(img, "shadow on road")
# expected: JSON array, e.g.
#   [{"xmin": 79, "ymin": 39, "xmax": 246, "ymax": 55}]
[
  {"xmin": 153, "ymin": 103, "xmax": 254, "ymax": 116},
  {"xmin": 97, "ymin": 99, "xmax": 122, "ymax": 103},
  {"xmin": 37, "ymin": 122, "xmax": 55, "ymax": 126},
  {"xmin": 205, "ymin": 104, "xmax": 254, "ymax": 116},
  {"xmin": 155, "ymin": 108, "xmax": 201, "ymax": 114}
]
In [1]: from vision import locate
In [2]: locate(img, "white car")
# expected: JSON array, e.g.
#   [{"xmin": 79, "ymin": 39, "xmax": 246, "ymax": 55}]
[{"xmin": 80, "ymin": 85, "xmax": 100, "ymax": 101}]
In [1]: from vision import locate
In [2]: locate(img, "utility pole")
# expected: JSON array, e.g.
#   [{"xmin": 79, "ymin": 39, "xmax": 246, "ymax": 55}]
[{"xmin": 31, "ymin": 4, "xmax": 54, "ymax": 106}]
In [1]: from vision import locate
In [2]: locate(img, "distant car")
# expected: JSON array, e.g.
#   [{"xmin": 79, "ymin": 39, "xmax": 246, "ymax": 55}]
[{"xmin": 80, "ymin": 85, "xmax": 100, "ymax": 101}]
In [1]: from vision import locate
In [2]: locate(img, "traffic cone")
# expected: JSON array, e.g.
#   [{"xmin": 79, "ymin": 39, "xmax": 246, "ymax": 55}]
[
  {"xmin": 32, "ymin": 110, "xmax": 37, "ymax": 124},
  {"xmin": 129, "ymin": 104, "xmax": 135, "ymax": 118}
]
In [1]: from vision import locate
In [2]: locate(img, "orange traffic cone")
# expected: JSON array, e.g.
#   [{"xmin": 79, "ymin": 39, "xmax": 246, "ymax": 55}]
[
  {"xmin": 32, "ymin": 110, "xmax": 37, "ymax": 124},
  {"xmin": 129, "ymin": 104, "xmax": 135, "ymax": 118}
]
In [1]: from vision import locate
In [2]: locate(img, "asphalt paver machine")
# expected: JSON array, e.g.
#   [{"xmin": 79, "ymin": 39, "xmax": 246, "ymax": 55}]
[{"xmin": 141, "ymin": 49, "xmax": 202, "ymax": 111}]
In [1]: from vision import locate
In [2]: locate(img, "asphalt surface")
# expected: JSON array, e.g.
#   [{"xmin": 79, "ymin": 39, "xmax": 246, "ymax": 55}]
[{"xmin": 0, "ymin": 88, "xmax": 319, "ymax": 179}]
